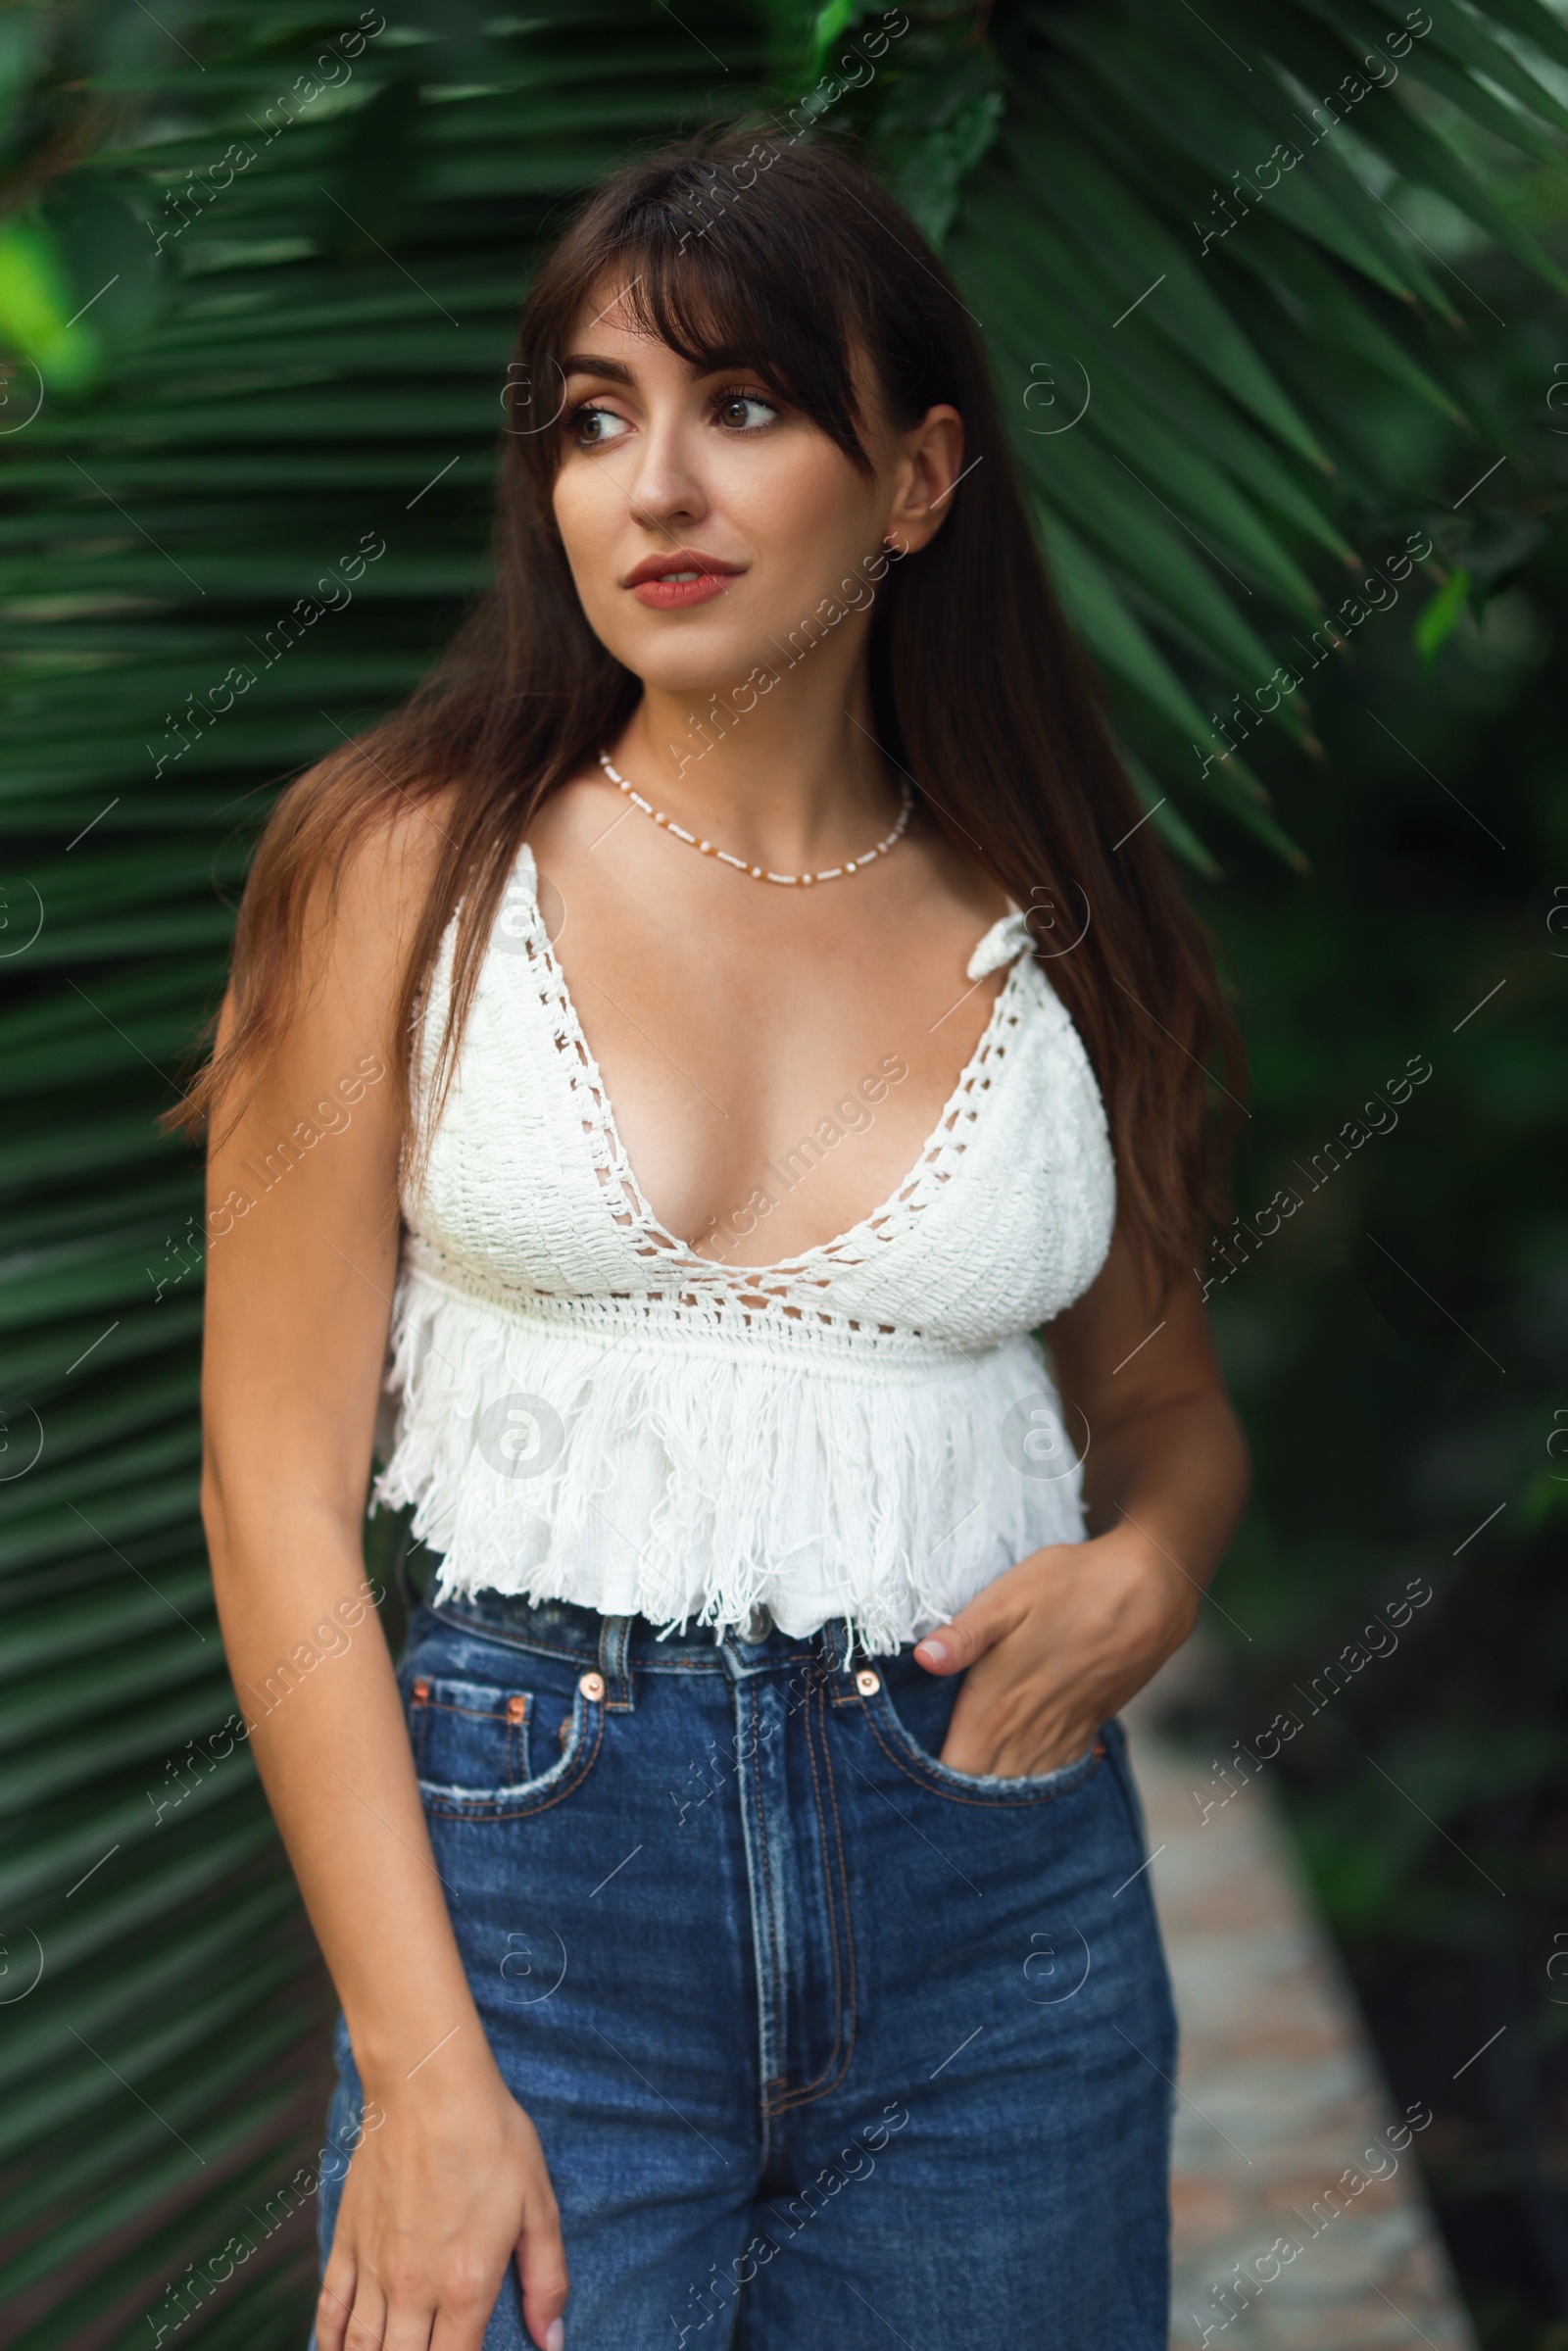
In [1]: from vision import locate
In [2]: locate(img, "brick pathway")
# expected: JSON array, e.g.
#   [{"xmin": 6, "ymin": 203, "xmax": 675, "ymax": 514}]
[{"xmin": 1122, "ymin": 1674, "xmax": 1477, "ymax": 2350}]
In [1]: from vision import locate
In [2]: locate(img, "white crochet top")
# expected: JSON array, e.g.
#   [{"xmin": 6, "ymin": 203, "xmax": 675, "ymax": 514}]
[{"xmin": 373, "ymin": 842, "xmax": 1117, "ymax": 1652}]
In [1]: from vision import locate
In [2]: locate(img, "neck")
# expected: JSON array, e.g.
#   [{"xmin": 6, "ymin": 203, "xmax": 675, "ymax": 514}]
[{"xmin": 615, "ymin": 646, "xmax": 905, "ymax": 871}]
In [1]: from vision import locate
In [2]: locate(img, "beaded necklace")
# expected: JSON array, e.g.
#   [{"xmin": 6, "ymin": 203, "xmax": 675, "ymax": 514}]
[{"xmin": 597, "ymin": 750, "xmax": 913, "ymax": 887}]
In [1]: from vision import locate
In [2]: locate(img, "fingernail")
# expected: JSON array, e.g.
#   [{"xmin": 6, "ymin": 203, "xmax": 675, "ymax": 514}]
[
  {"xmin": 546, "ymin": 2322, "xmax": 564, "ymax": 2351},
  {"xmin": 915, "ymin": 1638, "xmax": 949, "ymax": 1665}
]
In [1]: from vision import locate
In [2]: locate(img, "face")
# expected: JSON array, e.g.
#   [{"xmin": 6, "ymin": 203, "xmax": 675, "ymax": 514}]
[{"xmin": 548, "ymin": 282, "xmax": 961, "ymax": 696}]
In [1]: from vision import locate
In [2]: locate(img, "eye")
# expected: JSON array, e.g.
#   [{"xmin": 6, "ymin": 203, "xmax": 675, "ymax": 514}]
[
  {"xmin": 567, "ymin": 402, "xmax": 631, "ymax": 448},
  {"xmin": 713, "ymin": 388, "xmax": 780, "ymax": 432}
]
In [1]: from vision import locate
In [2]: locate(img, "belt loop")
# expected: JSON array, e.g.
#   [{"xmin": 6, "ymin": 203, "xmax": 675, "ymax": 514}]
[
  {"xmin": 840, "ymin": 1618, "xmax": 858, "ymax": 1677},
  {"xmin": 597, "ymin": 1612, "xmax": 635, "ymax": 1711},
  {"xmin": 817, "ymin": 1615, "xmax": 857, "ymax": 1684}
]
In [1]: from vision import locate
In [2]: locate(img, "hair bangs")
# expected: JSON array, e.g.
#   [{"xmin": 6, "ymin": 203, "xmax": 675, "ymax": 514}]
[{"xmin": 520, "ymin": 148, "xmax": 877, "ymax": 476}]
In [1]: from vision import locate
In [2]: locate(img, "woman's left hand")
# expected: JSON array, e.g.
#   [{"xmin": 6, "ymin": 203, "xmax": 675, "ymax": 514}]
[{"xmin": 913, "ymin": 1526, "xmax": 1200, "ymax": 1779}]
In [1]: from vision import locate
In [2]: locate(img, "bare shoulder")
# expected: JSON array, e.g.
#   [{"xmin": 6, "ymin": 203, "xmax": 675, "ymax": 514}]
[
  {"xmin": 519, "ymin": 760, "xmax": 616, "ymax": 860},
  {"xmin": 250, "ymin": 757, "xmax": 463, "ymax": 1034},
  {"xmin": 209, "ymin": 752, "xmax": 463, "ymax": 1117},
  {"xmin": 285, "ymin": 757, "xmax": 459, "ymax": 950}
]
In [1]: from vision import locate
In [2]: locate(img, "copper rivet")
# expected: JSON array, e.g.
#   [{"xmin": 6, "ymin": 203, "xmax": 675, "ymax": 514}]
[
  {"xmin": 856, "ymin": 1669, "xmax": 880, "ymax": 1696},
  {"xmin": 507, "ymin": 1694, "xmax": 527, "ymax": 1723},
  {"xmin": 579, "ymin": 1670, "xmax": 605, "ymax": 1701}
]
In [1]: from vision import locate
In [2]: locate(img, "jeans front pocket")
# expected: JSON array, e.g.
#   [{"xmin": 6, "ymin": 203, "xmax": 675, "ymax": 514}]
[
  {"xmin": 859, "ymin": 1652, "xmax": 1106, "ymax": 1807},
  {"xmin": 409, "ymin": 1676, "xmax": 532, "ymax": 1787},
  {"xmin": 398, "ymin": 1609, "xmax": 606, "ymax": 1822}
]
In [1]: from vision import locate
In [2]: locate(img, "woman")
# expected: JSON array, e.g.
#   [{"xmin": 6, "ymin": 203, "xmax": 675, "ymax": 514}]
[{"xmin": 198, "ymin": 129, "xmax": 1249, "ymax": 2351}]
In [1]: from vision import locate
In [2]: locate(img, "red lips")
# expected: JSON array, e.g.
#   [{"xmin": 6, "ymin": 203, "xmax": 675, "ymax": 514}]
[
  {"xmin": 623, "ymin": 548, "xmax": 744, "ymax": 611},
  {"xmin": 622, "ymin": 548, "xmax": 741, "ymax": 586}
]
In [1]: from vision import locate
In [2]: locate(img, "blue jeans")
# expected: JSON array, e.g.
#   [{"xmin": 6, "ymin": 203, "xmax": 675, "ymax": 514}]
[{"xmin": 315, "ymin": 1589, "xmax": 1176, "ymax": 2347}]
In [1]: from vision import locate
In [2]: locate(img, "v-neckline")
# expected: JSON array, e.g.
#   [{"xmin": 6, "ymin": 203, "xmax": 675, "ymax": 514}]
[{"xmin": 513, "ymin": 844, "xmax": 1031, "ymax": 1281}]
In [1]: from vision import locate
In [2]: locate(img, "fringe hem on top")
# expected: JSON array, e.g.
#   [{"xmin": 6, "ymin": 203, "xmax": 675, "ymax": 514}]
[{"xmin": 373, "ymin": 1270, "xmax": 1089, "ymax": 1654}]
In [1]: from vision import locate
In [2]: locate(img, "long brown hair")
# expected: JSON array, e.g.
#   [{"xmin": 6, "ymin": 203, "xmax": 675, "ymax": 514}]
[{"xmin": 188, "ymin": 127, "xmax": 1243, "ymax": 1295}]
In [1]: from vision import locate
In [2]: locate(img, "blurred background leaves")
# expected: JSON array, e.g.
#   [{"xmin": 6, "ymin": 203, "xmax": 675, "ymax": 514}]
[{"xmin": 0, "ymin": 0, "xmax": 1563, "ymax": 2340}]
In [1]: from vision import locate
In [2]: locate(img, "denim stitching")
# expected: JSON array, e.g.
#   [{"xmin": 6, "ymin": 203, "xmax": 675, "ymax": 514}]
[
  {"xmin": 407, "ymin": 1680, "xmax": 531, "ymax": 1782},
  {"xmin": 743, "ymin": 1679, "xmax": 788, "ymax": 2127},
  {"xmin": 762, "ymin": 1663, "xmax": 838, "ymax": 2114},
  {"xmin": 859, "ymin": 1691, "xmax": 1104, "ymax": 1807},
  {"xmin": 420, "ymin": 1701, "xmax": 604, "ymax": 1821},
  {"xmin": 770, "ymin": 1655, "xmax": 858, "ymax": 2114},
  {"xmin": 749, "ymin": 1683, "xmax": 784, "ymax": 2053}
]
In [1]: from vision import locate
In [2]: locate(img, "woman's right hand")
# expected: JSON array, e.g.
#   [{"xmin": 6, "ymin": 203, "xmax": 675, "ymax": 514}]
[{"xmin": 316, "ymin": 2055, "xmax": 569, "ymax": 2351}]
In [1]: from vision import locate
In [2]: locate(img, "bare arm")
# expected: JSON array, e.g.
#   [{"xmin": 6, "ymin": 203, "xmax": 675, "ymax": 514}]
[
  {"xmin": 201, "ymin": 804, "xmax": 567, "ymax": 2351},
  {"xmin": 1049, "ymin": 1228, "xmax": 1250, "ymax": 1619},
  {"xmin": 914, "ymin": 1230, "xmax": 1250, "ymax": 1775}
]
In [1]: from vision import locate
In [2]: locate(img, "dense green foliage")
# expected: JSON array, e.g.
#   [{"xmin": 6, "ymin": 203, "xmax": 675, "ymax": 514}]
[
  {"xmin": 0, "ymin": 0, "xmax": 1562, "ymax": 2340},
  {"xmin": 1192, "ymin": 294, "xmax": 1568, "ymax": 2336}
]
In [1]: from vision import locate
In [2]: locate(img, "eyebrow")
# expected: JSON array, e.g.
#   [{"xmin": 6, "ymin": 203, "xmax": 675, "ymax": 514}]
[
  {"xmin": 558, "ymin": 349, "xmax": 767, "ymax": 387},
  {"xmin": 559, "ymin": 353, "xmax": 639, "ymax": 386}
]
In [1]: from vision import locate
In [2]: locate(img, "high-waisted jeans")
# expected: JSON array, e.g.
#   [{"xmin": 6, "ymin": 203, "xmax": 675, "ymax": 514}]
[{"xmin": 314, "ymin": 1587, "xmax": 1177, "ymax": 2347}]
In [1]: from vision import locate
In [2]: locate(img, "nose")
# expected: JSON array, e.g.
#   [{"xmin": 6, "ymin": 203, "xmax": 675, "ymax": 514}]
[{"xmin": 625, "ymin": 413, "xmax": 710, "ymax": 538}]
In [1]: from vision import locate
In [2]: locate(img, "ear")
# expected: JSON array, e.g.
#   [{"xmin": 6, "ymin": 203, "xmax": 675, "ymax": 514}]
[{"xmin": 884, "ymin": 405, "xmax": 963, "ymax": 556}]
